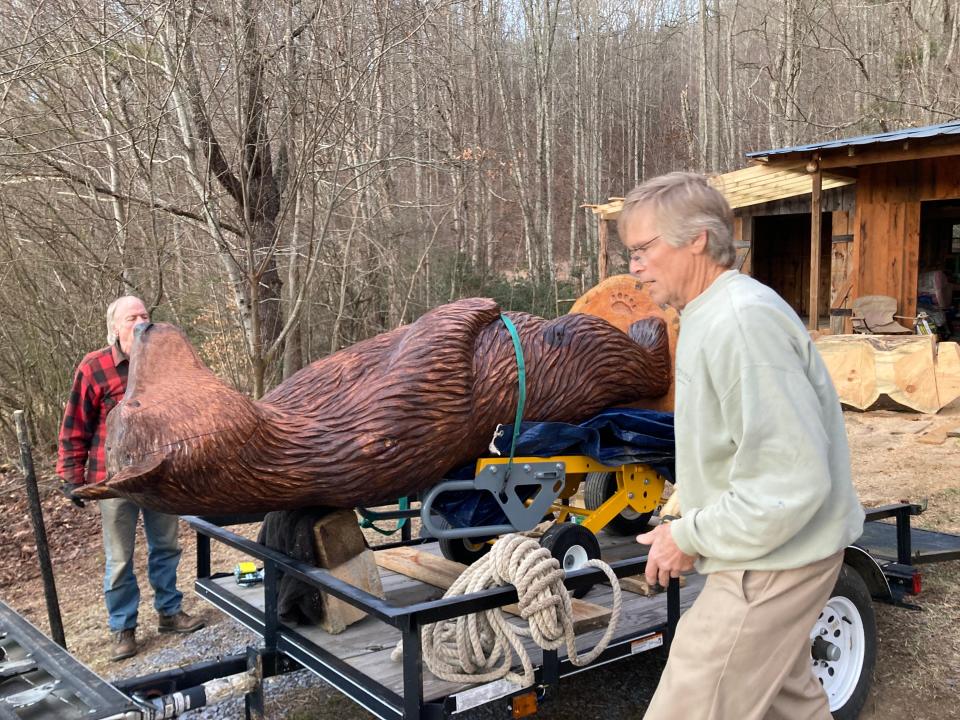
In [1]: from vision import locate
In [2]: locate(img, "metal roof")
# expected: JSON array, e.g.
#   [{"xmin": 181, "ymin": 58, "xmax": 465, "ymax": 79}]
[
  {"xmin": 746, "ymin": 120, "xmax": 960, "ymax": 159},
  {"xmin": 585, "ymin": 163, "xmax": 854, "ymax": 219}
]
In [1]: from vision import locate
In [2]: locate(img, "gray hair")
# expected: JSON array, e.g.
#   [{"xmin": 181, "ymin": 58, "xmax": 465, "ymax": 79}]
[
  {"xmin": 617, "ymin": 172, "xmax": 735, "ymax": 268},
  {"xmin": 106, "ymin": 296, "xmax": 145, "ymax": 346}
]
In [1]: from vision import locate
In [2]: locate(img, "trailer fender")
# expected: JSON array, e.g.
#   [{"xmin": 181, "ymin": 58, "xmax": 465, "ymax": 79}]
[{"xmin": 844, "ymin": 546, "xmax": 892, "ymax": 602}]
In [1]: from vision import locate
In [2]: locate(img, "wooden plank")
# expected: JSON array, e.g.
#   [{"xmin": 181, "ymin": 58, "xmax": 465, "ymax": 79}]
[
  {"xmin": 376, "ymin": 546, "xmax": 463, "ymax": 587},
  {"xmin": 619, "ymin": 575, "xmax": 687, "ymax": 597},
  {"xmin": 830, "ymin": 210, "xmax": 853, "ymax": 336},
  {"xmin": 902, "ymin": 201, "xmax": 921, "ymax": 321},
  {"xmin": 598, "ymin": 216, "xmax": 609, "ymax": 282},
  {"xmin": 818, "ymin": 139, "xmax": 960, "ymax": 169},
  {"xmin": 809, "ymin": 166, "xmax": 823, "ymax": 330},
  {"xmin": 740, "ymin": 215, "xmax": 753, "ymax": 275},
  {"xmin": 917, "ymin": 421, "xmax": 960, "ymax": 445},
  {"xmin": 375, "ymin": 546, "xmax": 612, "ymax": 633},
  {"xmin": 830, "ymin": 276, "xmax": 853, "ymax": 308}
]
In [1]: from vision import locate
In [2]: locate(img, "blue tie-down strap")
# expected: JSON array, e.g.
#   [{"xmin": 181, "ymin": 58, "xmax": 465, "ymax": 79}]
[{"xmin": 432, "ymin": 408, "xmax": 675, "ymax": 531}]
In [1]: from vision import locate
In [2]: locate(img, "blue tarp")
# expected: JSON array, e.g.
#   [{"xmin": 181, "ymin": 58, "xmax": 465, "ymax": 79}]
[{"xmin": 434, "ymin": 408, "xmax": 675, "ymax": 530}]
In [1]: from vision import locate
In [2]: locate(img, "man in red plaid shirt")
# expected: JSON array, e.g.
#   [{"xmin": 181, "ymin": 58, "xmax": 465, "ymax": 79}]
[{"xmin": 58, "ymin": 296, "xmax": 203, "ymax": 661}]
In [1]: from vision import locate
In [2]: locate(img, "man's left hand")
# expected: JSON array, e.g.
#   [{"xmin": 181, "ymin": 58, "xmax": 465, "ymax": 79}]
[
  {"xmin": 60, "ymin": 482, "xmax": 86, "ymax": 508},
  {"xmin": 637, "ymin": 523, "xmax": 696, "ymax": 588}
]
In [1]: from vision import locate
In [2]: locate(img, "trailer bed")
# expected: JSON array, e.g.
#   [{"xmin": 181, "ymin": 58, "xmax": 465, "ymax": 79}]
[
  {"xmin": 193, "ymin": 528, "xmax": 702, "ymax": 715},
  {"xmin": 855, "ymin": 521, "xmax": 960, "ymax": 564},
  {"xmin": 186, "ymin": 504, "xmax": 955, "ymax": 719}
]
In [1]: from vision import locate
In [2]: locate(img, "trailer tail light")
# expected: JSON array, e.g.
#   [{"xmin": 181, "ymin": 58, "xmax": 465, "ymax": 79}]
[
  {"xmin": 511, "ymin": 690, "xmax": 538, "ymax": 718},
  {"xmin": 911, "ymin": 570, "xmax": 922, "ymax": 596}
]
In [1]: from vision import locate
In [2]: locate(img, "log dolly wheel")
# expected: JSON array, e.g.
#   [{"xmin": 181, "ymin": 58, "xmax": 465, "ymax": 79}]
[
  {"xmin": 811, "ymin": 565, "xmax": 877, "ymax": 720},
  {"xmin": 584, "ymin": 470, "xmax": 656, "ymax": 535},
  {"xmin": 432, "ymin": 515, "xmax": 493, "ymax": 566},
  {"xmin": 538, "ymin": 523, "xmax": 602, "ymax": 599}
]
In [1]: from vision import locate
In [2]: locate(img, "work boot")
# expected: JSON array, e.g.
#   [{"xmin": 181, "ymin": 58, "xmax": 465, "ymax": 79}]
[
  {"xmin": 111, "ymin": 629, "xmax": 137, "ymax": 662},
  {"xmin": 157, "ymin": 609, "xmax": 205, "ymax": 634}
]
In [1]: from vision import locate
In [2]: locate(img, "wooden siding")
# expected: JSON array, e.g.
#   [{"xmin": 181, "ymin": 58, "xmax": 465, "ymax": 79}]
[{"xmin": 850, "ymin": 157, "xmax": 960, "ymax": 319}]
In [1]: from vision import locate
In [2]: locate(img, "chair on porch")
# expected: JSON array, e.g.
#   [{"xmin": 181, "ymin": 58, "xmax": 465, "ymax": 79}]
[{"xmin": 850, "ymin": 295, "xmax": 913, "ymax": 335}]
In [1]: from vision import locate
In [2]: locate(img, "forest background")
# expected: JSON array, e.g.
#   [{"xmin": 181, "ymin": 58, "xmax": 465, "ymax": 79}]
[{"xmin": 2, "ymin": 0, "xmax": 960, "ymax": 452}]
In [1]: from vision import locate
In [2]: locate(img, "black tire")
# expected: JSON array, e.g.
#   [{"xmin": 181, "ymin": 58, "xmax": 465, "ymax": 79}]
[
  {"xmin": 539, "ymin": 523, "xmax": 601, "ymax": 599},
  {"xmin": 433, "ymin": 515, "xmax": 492, "ymax": 566},
  {"xmin": 583, "ymin": 471, "xmax": 655, "ymax": 535},
  {"xmin": 812, "ymin": 564, "xmax": 877, "ymax": 720}
]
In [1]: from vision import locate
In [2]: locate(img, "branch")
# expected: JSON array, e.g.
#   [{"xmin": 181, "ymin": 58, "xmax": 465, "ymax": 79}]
[
  {"xmin": 176, "ymin": 14, "xmax": 246, "ymax": 208},
  {"xmin": 15, "ymin": 145, "xmax": 245, "ymax": 236}
]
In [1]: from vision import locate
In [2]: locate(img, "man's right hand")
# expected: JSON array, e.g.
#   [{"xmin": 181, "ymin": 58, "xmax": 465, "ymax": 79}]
[{"xmin": 60, "ymin": 482, "xmax": 86, "ymax": 508}]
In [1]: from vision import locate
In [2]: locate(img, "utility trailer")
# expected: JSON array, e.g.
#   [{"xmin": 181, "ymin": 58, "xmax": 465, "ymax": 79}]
[
  {"xmin": 183, "ymin": 501, "xmax": 960, "ymax": 720},
  {"xmin": 1, "ymin": 502, "xmax": 957, "ymax": 719}
]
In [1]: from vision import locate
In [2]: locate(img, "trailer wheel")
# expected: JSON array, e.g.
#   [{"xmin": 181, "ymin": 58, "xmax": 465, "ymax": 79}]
[
  {"xmin": 433, "ymin": 516, "xmax": 492, "ymax": 566},
  {"xmin": 811, "ymin": 564, "xmax": 876, "ymax": 720},
  {"xmin": 539, "ymin": 523, "xmax": 601, "ymax": 599},
  {"xmin": 583, "ymin": 472, "xmax": 654, "ymax": 535}
]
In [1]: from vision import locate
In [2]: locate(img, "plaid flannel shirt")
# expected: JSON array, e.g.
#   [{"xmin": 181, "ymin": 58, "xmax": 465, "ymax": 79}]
[{"xmin": 57, "ymin": 345, "xmax": 129, "ymax": 486}]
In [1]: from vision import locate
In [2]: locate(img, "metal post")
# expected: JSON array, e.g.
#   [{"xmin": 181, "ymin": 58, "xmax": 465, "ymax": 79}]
[
  {"xmin": 541, "ymin": 649, "xmax": 560, "ymax": 688},
  {"xmin": 13, "ymin": 410, "xmax": 66, "ymax": 649},
  {"xmin": 197, "ymin": 531, "xmax": 211, "ymax": 579},
  {"xmin": 263, "ymin": 560, "xmax": 279, "ymax": 654},
  {"xmin": 896, "ymin": 506, "xmax": 913, "ymax": 566},
  {"xmin": 665, "ymin": 576, "xmax": 681, "ymax": 651},
  {"xmin": 401, "ymin": 617, "xmax": 424, "ymax": 719}
]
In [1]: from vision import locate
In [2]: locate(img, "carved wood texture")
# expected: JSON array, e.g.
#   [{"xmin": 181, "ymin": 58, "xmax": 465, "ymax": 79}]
[{"xmin": 76, "ymin": 298, "xmax": 671, "ymax": 514}]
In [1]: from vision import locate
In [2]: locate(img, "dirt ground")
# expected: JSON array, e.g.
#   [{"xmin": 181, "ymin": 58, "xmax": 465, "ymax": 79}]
[{"xmin": 1, "ymin": 405, "xmax": 959, "ymax": 718}]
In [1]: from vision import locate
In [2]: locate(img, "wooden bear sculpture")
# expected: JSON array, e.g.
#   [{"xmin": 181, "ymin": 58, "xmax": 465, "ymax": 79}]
[{"xmin": 75, "ymin": 298, "xmax": 671, "ymax": 515}]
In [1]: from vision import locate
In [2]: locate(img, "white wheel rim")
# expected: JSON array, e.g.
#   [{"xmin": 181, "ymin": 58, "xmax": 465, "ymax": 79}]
[
  {"xmin": 811, "ymin": 595, "xmax": 865, "ymax": 711},
  {"xmin": 562, "ymin": 544, "xmax": 589, "ymax": 571}
]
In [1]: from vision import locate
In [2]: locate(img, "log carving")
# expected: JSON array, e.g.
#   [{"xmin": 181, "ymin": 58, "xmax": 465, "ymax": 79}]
[
  {"xmin": 75, "ymin": 298, "xmax": 671, "ymax": 515},
  {"xmin": 569, "ymin": 274, "xmax": 679, "ymax": 411}
]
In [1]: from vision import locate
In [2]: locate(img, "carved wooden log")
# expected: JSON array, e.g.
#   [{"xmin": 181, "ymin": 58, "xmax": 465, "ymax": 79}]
[
  {"xmin": 75, "ymin": 298, "xmax": 671, "ymax": 515},
  {"xmin": 569, "ymin": 274, "xmax": 679, "ymax": 411}
]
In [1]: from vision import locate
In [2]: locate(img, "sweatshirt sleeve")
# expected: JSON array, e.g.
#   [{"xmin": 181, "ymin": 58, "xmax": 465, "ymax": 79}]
[{"xmin": 670, "ymin": 313, "xmax": 834, "ymax": 563}]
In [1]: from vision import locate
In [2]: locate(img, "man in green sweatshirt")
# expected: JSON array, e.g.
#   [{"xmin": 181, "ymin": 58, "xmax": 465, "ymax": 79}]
[{"xmin": 622, "ymin": 172, "xmax": 864, "ymax": 719}]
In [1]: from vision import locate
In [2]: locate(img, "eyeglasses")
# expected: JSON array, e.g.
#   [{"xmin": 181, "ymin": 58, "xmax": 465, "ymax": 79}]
[{"xmin": 626, "ymin": 235, "xmax": 661, "ymax": 265}]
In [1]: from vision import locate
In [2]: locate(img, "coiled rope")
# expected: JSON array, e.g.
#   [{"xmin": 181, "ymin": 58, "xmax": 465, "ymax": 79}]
[{"xmin": 393, "ymin": 533, "xmax": 622, "ymax": 686}]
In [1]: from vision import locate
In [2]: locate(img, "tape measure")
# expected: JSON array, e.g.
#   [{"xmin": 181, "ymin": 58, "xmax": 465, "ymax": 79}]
[{"xmin": 234, "ymin": 561, "xmax": 264, "ymax": 586}]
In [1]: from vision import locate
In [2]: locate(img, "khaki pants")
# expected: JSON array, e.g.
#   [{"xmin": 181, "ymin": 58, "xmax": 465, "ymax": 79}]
[{"xmin": 645, "ymin": 551, "xmax": 844, "ymax": 720}]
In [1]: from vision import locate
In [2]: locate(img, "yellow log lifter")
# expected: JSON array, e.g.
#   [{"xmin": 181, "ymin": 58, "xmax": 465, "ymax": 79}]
[{"xmin": 473, "ymin": 455, "xmax": 667, "ymax": 536}]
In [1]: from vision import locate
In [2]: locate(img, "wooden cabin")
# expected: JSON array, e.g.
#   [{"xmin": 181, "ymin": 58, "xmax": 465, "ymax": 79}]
[{"xmin": 589, "ymin": 121, "xmax": 960, "ymax": 335}]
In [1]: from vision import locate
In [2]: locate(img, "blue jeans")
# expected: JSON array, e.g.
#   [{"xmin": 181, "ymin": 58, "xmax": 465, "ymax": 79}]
[{"xmin": 99, "ymin": 498, "xmax": 183, "ymax": 632}]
